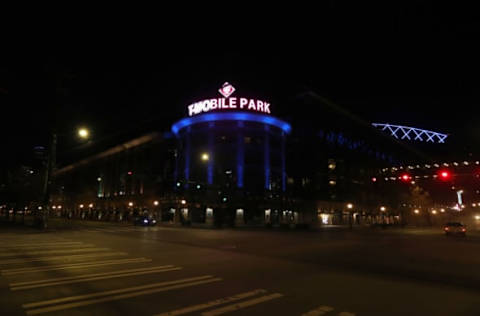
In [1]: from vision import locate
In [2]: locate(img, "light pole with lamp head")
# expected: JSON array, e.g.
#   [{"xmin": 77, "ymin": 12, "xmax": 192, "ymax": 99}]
[{"xmin": 40, "ymin": 127, "xmax": 90, "ymax": 229}]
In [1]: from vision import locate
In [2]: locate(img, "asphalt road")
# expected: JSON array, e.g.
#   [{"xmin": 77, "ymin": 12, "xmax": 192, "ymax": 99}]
[{"xmin": 1, "ymin": 220, "xmax": 480, "ymax": 316}]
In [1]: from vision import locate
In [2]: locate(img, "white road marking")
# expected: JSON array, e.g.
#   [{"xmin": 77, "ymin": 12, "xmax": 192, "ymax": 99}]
[
  {"xmin": 0, "ymin": 243, "xmax": 94, "ymax": 250},
  {"xmin": 201, "ymin": 293, "xmax": 284, "ymax": 316},
  {"xmin": 155, "ymin": 289, "xmax": 268, "ymax": 316},
  {"xmin": 301, "ymin": 305, "xmax": 335, "ymax": 316},
  {"xmin": 0, "ymin": 251, "xmax": 128, "ymax": 265},
  {"xmin": 11, "ymin": 266, "xmax": 182, "ymax": 290},
  {"xmin": 24, "ymin": 277, "xmax": 222, "ymax": 315},
  {"xmin": 0, "ymin": 247, "xmax": 110, "ymax": 257},
  {"xmin": 0, "ymin": 241, "xmax": 83, "ymax": 248},
  {"xmin": 1, "ymin": 257, "xmax": 152, "ymax": 275},
  {"xmin": 23, "ymin": 275, "xmax": 215, "ymax": 309},
  {"xmin": 11, "ymin": 265, "xmax": 175, "ymax": 286}
]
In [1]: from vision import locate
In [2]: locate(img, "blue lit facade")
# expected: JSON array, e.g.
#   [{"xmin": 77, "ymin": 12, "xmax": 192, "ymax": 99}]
[{"xmin": 172, "ymin": 112, "xmax": 291, "ymax": 194}]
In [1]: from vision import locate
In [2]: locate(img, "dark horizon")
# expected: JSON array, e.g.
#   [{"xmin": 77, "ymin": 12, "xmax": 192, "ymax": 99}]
[{"xmin": 2, "ymin": 5, "xmax": 480, "ymax": 167}]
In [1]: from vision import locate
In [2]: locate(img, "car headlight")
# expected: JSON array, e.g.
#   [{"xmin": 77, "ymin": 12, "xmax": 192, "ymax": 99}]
[
  {"xmin": 143, "ymin": 219, "xmax": 148, "ymax": 223},
  {"xmin": 152, "ymin": 220, "xmax": 156, "ymax": 223}
]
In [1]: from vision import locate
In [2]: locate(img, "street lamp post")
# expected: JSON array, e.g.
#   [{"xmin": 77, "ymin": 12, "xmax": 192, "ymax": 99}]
[
  {"xmin": 40, "ymin": 128, "xmax": 90, "ymax": 229},
  {"xmin": 347, "ymin": 203, "xmax": 353, "ymax": 229}
]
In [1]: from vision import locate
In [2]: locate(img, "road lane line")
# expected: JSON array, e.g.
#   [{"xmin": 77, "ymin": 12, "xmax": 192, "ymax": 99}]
[
  {"xmin": 2, "ymin": 258, "xmax": 152, "ymax": 275},
  {"xmin": 23, "ymin": 275, "xmax": 215, "ymax": 309},
  {"xmin": 25, "ymin": 277, "xmax": 222, "ymax": 315},
  {"xmin": 154, "ymin": 289, "xmax": 268, "ymax": 316},
  {"xmin": 301, "ymin": 305, "xmax": 335, "ymax": 316},
  {"xmin": 0, "ymin": 252, "xmax": 128, "ymax": 265},
  {"xmin": 10, "ymin": 265, "xmax": 176, "ymax": 286},
  {"xmin": 11, "ymin": 267, "xmax": 182, "ymax": 290},
  {"xmin": 201, "ymin": 293, "xmax": 284, "ymax": 316},
  {"xmin": 0, "ymin": 247, "xmax": 110, "ymax": 257}
]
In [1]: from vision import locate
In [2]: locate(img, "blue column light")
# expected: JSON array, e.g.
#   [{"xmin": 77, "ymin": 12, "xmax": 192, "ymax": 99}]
[
  {"xmin": 207, "ymin": 122, "xmax": 214, "ymax": 185},
  {"xmin": 264, "ymin": 125, "xmax": 270, "ymax": 190},
  {"xmin": 184, "ymin": 127, "xmax": 191, "ymax": 188},
  {"xmin": 237, "ymin": 121, "xmax": 244, "ymax": 188},
  {"xmin": 281, "ymin": 132, "xmax": 286, "ymax": 192}
]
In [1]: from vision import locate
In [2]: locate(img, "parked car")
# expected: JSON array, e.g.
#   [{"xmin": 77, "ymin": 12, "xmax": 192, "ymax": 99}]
[{"xmin": 444, "ymin": 222, "xmax": 466, "ymax": 237}]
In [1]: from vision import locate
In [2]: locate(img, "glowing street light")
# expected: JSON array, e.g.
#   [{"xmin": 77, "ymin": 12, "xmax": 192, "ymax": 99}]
[
  {"xmin": 201, "ymin": 153, "xmax": 209, "ymax": 161},
  {"xmin": 440, "ymin": 208, "xmax": 445, "ymax": 213},
  {"xmin": 181, "ymin": 200, "xmax": 186, "ymax": 205},
  {"xmin": 79, "ymin": 204, "xmax": 84, "ymax": 209},
  {"xmin": 414, "ymin": 209, "xmax": 420, "ymax": 214},
  {"xmin": 153, "ymin": 201, "xmax": 159, "ymax": 206},
  {"xmin": 432, "ymin": 210, "xmax": 437, "ymax": 215},
  {"xmin": 78, "ymin": 128, "xmax": 90, "ymax": 139},
  {"xmin": 346, "ymin": 203, "xmax": 353, "ymax": 209},
  {"xmin": 128, "ymin": 202, "xmax": 133, "ymax": 207},
  {"xmin": 88, "ymin": 203, "xmax": 93, "ymax": 208},
  {"xmin": 380, "ymin": 206, "xmax": 386, "ymax": 212}
]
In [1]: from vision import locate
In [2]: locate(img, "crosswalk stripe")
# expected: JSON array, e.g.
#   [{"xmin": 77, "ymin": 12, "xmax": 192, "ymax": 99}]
[
  {"xmin": 301, "ymin": 305, "xmax": 334, "ymax": 316},
  {"xmin": 201, "ymin": 293, "xmax": 284, "ymax": 316},
  {"xmin": 1, "ymin": 258, "xmax": 152, "ymax": 275},
  {"xmin": 0, "ymin": 252, "xmax": 128, "ymax": 265},
  {"xmin": 25, "ymin": 277, "xmax": 222, "ymax": 315},
  {"xmin": 0, "ymin": 247, "xmax": 110, "ymax": 257},
  {"xmin": 11, "ymin": 267, "xmax": 182, "ymax": 290},
  {"xmin": 0, "ymin": 243, "xmax": 94, "ymax": 250},
  {"xmin": 0, "ymin": 242, "xmax": 83, "ymax": 248},
  {"xmin": 11, "ymin": 265, "xmax": 175, "ymax": 286},
  {"xmin": 154, "ymin": 289, "xmax": 268, "ymax": 316},
  {"xmin": 23, "ymin": 275, "xmax": 214, "ymax": 309}
]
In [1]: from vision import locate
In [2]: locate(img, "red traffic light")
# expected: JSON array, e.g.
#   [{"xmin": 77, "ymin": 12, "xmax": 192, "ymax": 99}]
[
  {"xmin": 400, "ymin": 174, "xmax": 411, "ymax": 181},
  {"xmin": 438, "ymin": 170, "xmax": 451, "ymax": 180}
]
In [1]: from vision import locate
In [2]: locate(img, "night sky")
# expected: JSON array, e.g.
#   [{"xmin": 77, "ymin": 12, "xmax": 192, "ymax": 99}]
[{"xmin": 2, "ymin": 4, "xmax": 480, "ymax": 169}]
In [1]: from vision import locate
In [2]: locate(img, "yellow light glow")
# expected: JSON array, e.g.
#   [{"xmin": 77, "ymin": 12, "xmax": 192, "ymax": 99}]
[
  {"xmin": 414, "ymin": 209, "xmax": 419, "ymax": 214},
  {"xmin": 78, "ymin": 128, "xmax": 89, "ymax": 139},
  {"xmin": 380, "ymin": 206, "xmax": 386, "ymax": 211},
  {"xmin": 201, "ymin": 153, "xmax": 209, "ymax": 161},
  {"xmin": 128, "ymin": 202, "xmax": 133, "ymax": 207},
  {"xmin": 181, "ymin": 200, "xmax": 186, "ymax": 205},
  {"xmin": 153, "ymin": 201, "xmax": 159, "ymax": 206},
  {"xmin": 347, "ymin": 203, "xmax": 353, "ymax": 209}
]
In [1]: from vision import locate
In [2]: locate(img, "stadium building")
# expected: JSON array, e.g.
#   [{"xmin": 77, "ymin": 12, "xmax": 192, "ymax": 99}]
[{"xmin": 52, "ymin": 82, "xmax": 422, "ymax": 228}]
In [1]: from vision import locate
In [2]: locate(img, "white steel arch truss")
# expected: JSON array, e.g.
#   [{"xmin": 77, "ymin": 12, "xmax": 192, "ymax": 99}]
[{"xmin": 372, "ymin": 123, "xmax": 448, "ymax": 143}]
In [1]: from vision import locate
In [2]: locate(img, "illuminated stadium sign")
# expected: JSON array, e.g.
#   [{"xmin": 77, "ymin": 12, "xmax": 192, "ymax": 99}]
[{"xmin": 187, "ymin": 82, "xmax": 271, "ymax": 117}]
